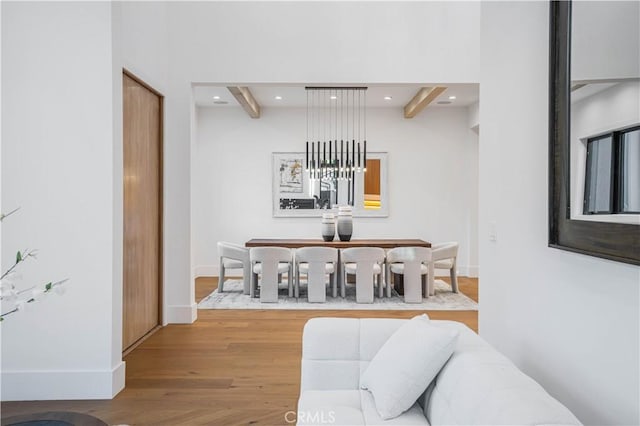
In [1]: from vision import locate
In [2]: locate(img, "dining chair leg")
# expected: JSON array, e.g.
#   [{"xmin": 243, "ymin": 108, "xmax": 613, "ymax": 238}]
[
  {"xmin": 427, "ymin": 261, "xmax": 435, "ymax": 297},
  {"xmin": 219, "ymin": 258, "xmax": 226, "ymax": 293},
  {"xmin": 331, "ymin": 268, "xmax": 337, "ymax": 298},
  {"xmin": 421, "ymin": 275, "xmax": 427, "ymax": 297},
  {"xmin": 336, "ymin": 252, "xmax": 342, "ymax": 298},
  {"xmin": 242, "ymin": 260, "xmax": 251, "ymax": 295},
  {"xmin": 295, "ymin": 264, "xmax": 300, "ymax": 299},
  {"xmin": 288, "ymin": 265, "xmax": 293, "ymax": 297},
  {"xmin": 341, "ymin": 266, "xmax": 347, "ymax": 298},
  {"xmin": 377, "ymin": 271, "xmax": 383, "ymax": 298},
  {"xmin": 384, "ymin": 263, "xmax": 389, "ymax": 297},
  {"xmin": 251, "ymin": 272, "xmax": 258, "ymax": 298},
  {"xmin": 450, "ymin": 259, "xmax": 459, "ymax": 293}
]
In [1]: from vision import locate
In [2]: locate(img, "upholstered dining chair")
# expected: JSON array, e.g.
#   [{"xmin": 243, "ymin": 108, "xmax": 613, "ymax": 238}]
[
  {"xmin": 217, "ymin": 241, "xmax": 251, "ymax": 295},
  {"xmin": 294, "ymin": 247, "xmax": 338, "ymax": 302},
  {"xmin": 250, "ymin": 247, "xmax": 293, "ymax": 303},
  {"xmin": 341, "ymin": 247, "xmax": 386, "ymax": 303},
  {"xmin": 386, "ymin": 247, "xmax": 432, "ymax": 303},
  {"xmin": 431, "ymin": 242, "xmax": 459, "ymax": 294}
]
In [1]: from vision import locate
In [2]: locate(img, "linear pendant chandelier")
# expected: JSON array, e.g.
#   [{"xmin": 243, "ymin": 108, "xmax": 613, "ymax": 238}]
[{"xmin": 305, "ymin": 86, "xmax": 367, "ymax": 207}]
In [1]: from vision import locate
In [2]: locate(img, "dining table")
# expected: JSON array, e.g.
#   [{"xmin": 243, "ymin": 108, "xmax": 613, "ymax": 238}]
[{"xmin": 245, "ymin": 238, "xmax": 430, "ymax": 249}]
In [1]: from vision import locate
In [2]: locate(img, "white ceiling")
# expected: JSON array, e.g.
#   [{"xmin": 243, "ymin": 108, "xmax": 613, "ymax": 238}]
[{"xmin": 193, "ymin": 83, "xmax": 479, "ymax": 109}]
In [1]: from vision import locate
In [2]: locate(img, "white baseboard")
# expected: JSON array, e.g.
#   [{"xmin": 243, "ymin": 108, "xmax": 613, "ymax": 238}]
[
  {"xmin": 194, "ymin": 265, "xmax": 243, "ymax": 278},
  {"xmin": 112, "ymin": 361, "xmax": 126, "ymax": 396},
  {"xmin": 457, "ymin": 265, "xmax": 479, "ymax": 278},
  {"xmin": 195, "ymin": 265, "xmax": 218, "ymax": 278},
  {"xmin": 1, "ymin": 361, "xmax": 125, "ymax": 401},
  {"xmin": 429, "ymin": 266, "xmax": 479, "ymax": 278},
  {"xmin": 166, "ymin": 303, "xmax": 197, "ymax": 324}
]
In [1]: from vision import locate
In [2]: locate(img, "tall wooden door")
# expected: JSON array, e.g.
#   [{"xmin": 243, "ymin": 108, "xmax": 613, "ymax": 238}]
[{"xmin": 122, "ymin": 71, "xmax": 162, "ymax": 352}]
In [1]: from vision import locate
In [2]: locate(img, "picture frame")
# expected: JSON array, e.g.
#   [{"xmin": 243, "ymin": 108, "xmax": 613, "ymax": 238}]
[
  {"xmin": 272, "ymin": 151, "xmax": 390, "ymax": 218},
  {"xmin": 272, "ymin": 152, "xmax": 316, "ymax": 217}
]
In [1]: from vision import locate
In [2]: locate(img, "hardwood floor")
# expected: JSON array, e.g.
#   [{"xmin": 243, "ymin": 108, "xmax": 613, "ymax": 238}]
[{"xmin": 1, "ymin": 276, "xmax": 478, "ymax": 426}]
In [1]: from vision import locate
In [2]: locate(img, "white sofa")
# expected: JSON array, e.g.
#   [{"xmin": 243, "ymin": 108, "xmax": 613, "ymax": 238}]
[{"xmin": 297, "ymin": 318, "xmax": 581, "ymax": 425}]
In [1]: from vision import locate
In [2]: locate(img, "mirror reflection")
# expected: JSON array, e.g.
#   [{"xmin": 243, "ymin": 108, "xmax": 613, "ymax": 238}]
[
  {"xmin": 363, "ymin": 159, "xmax": 381, "ymax": 210},
  {"xmin": 570, "ymin": 1, "xmax": 640, "ymax": 223}
]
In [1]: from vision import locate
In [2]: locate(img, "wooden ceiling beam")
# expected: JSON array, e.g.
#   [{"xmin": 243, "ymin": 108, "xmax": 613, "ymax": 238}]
[
  {"xmin": 227, "ymin": 86, "xmax": 261, "ymax": 118},
  {"xmin": 403, "ymin": 86, "xmax": 447, "ymax": 118}
]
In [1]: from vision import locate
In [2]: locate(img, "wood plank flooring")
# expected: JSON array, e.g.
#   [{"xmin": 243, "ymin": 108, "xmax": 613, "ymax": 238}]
[{"xmin": 1, "ymin": 276, "xmax": 478, "ymax": 426}]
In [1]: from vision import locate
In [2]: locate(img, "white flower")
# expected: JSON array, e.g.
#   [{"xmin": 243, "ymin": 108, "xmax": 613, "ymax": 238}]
[
  {"xmin": 0, "ymin": 278, "xmax": 16, "ymax": 290},
  {"xmin": 3, "ymin": 271, "xmax": 23, "ymax": 285},
  {"xmin": 1, "ymin": 280, "xmax": 12, "ymax": 289},
  {"xmin": 54, "ymin": 285, "xmax": 66, "ymax": 296},
  {"xmin": 0, "ymin": 281, "xmax": 18, "ymax": 301},
  {"xmin": 31, "ymin": 288, "xmax": 44, "ymax": 301}
]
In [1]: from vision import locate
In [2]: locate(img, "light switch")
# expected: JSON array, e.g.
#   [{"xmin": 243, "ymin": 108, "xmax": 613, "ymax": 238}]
[{"xmin": 489, "ymin": 221, "xmax": 497, "ymax": 242}]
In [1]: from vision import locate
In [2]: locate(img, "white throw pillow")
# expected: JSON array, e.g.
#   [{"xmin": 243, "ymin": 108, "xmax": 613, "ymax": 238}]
[{"xmin": 360, "ymin": 316, "xmax": 459, "ymax": 420}]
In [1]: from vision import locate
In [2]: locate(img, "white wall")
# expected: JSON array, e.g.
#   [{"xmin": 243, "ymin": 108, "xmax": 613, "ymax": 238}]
[
  {"xmin": 112, "ymin": 2, "xmax": 185, "ymax": 325},
  {"xmin": 571, "ymin": 81, "xmax": 640, "ymax": 221},
  {"xmin": 193, "ymin": 106, "xmax": 479, "ymax": 277},
  {"xmin": 115, "ymin": 2, "xmax": 169, "ymax": 94},
  {"xmin": 479, "ymin": 2, "xmax": 639, "ymax": 425},
  {"xmin": 468, "ymin": 101, "xmax": 480, "ymax": 133},
  {"xmin": 168, "ymin": 2, "xmax": 480, "ymax": 85},
  {"xmin": 1, "ymin": 2, "xmax": 123, "ymax": 400}
]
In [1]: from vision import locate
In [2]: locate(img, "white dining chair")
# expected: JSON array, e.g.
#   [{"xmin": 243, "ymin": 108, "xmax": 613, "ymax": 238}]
[
  {"xmin": 217, "ymin": 241, "xmax": 251, "ymax": 294},
  {"xmin": 432, "ymin": 242, "xmax": 459, "ymax": 294},
  {"xmin": 386, "ymin": 247, "xmax": 432, "ymax": 303},
  {"xmin": 341, "ymin": 247, "xmax": 386, "ymax": 303},
  {"xmin": 294, "ymin": 247, "xmax": 338, "ymax": 302},
  {"xmin": 250, "ymin": 247, "xmax": 293, "ymax": 303}
]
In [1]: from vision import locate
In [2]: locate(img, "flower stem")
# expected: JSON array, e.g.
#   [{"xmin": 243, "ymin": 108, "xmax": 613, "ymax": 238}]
[{"xmin": 1, "ymin": 249, "xmax": 36, "ymax": 280}]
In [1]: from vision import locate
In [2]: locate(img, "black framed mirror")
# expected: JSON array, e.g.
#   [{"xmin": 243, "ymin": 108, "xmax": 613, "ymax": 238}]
[{"xmin": 549, "ymin": 0, "xmax": 640, "ymax": 265}]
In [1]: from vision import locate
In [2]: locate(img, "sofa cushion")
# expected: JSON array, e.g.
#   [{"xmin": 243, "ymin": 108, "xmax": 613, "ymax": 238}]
[
  {"xmin": 301, "ymin": 318, "xmax": 407, "ymax": 392},
  {"xmin": 297, "ymin": 390, "xmax": 429, "ymax": 426},
  {"xmin": 360, "ymin": 316, "xmax": 459, "ymax": 420},
  {"xmin": 426, "ymin": 345, "xmax": 582, "ymax": 425},
  {"xmin": 425, "ymin": 321, "xmax": 581, "ymax": 425}
]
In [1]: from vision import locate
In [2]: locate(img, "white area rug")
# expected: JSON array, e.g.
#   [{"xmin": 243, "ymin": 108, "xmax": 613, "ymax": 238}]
[{"xmin": 198, "ymin": 279, "xmax": 478, "ymax": 311}]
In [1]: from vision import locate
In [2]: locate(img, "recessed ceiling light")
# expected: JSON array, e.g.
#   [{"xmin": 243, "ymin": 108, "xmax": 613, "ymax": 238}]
[
  {"xmin": 384, "ymin": 96, "xmax": 392, "ymax": 101},
  {"xmin": 275, "ymin": 96, "xmax": 282, "ymax": 100},
  {"xmin": 330, "ymin": 95, "xmax": 337, "ymax": 100},
  {"xmin": 448, "ymin": 95, "xmax": 456, "ymax": 100},
  {"xmin": 213, "ymin": 95, "xmax": 220, "ymax": 100}
]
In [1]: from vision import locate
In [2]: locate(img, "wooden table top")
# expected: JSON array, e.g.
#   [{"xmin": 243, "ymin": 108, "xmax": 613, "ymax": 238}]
[{"xmin": 245, "ymin": 238, "xmax": 431, "ymax": 249}]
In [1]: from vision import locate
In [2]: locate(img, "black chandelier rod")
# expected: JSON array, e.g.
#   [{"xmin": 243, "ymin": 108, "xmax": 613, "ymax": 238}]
[{"xmin": 304, "ymin": 87, "xmax": 368, "ymax": 207}]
